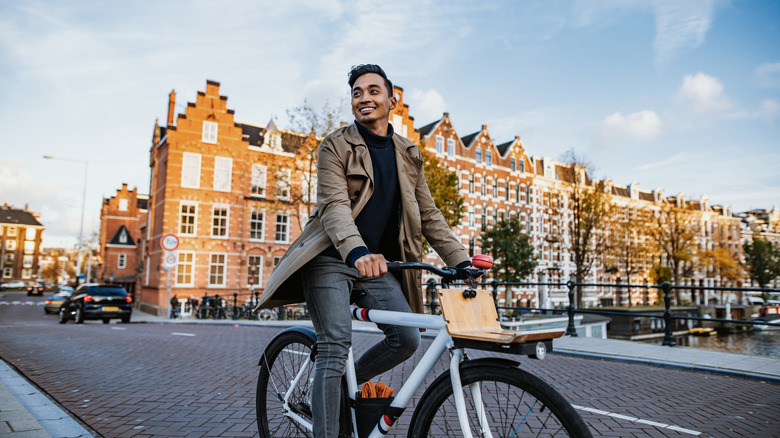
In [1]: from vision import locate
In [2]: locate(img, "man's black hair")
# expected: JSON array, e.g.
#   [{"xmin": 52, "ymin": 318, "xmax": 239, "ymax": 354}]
[{"xmin": 348, "ymin": 64, "xmax": 394, "ymax": 95}]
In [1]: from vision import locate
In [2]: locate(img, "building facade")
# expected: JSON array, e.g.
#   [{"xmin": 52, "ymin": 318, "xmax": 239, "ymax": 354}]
[{"xmin": 0, "ymin": 204, "xmax": 44, "ymax": 283}]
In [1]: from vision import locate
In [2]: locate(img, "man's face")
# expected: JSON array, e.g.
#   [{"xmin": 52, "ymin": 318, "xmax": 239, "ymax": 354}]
[{"xmin": 351, "ymin": 73, "xmax": 396, "ymax": 127}]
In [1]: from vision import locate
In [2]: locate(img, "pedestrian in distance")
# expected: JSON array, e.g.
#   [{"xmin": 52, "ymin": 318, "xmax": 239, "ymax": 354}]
[{"xmin": 257, "ymin": 64, "xmax": 472, "ymax": 437}]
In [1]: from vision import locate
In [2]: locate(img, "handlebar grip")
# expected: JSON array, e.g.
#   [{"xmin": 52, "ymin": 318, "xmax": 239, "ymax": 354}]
[{"xmin": 386, "ymin": 262, "xmax": 402, "ymax": 273}]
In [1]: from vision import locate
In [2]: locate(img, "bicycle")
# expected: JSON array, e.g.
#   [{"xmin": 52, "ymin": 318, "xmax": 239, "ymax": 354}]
[{"xmin": 256, "ymin": 257, "xmax": 592, "ymax": 437}]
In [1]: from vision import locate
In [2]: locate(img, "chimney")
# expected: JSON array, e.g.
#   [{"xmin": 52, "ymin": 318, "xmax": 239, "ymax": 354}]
[{"xmin": 167, "ymin": 90, "xmax": 176, "ymax": 126}]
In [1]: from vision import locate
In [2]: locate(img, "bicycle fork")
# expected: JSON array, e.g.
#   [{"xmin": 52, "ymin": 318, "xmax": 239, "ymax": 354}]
[{"xmin": 450, "ymin": 349, "xmax": 494, "ymax": 438}]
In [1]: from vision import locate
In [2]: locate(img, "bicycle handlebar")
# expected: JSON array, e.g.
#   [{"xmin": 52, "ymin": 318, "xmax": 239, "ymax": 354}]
[{"xmin": 386, "ymin": 256, "xmax": 493, "ymax": 288}]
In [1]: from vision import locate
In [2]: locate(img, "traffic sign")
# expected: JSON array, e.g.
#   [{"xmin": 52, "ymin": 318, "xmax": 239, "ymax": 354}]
[
  {"xmin": 160, "ymin": 233, "xmax": 180, "ymax": 251},
  {"xmin": 162, "ymin": 250, "xmax": 178, "ymax": 270}
]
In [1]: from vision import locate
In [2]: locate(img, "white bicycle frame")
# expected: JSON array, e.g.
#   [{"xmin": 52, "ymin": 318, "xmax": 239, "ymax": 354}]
[{"xmin": 279, "ymin": 306, "xmax": 491, "ymax": 438}]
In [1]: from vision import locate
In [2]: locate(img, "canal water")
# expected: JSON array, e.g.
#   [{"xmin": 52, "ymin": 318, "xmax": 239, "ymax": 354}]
[{"xmin": 638, "ymin": 330, "xmax": 780, "ymax": 356}]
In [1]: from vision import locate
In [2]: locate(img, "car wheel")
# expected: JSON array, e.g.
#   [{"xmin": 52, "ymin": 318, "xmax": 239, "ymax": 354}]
[
  {"xmin": 102, "ymin": 318, "xmax": 110, "ymax": 324},
  {"xmin": 75, "ymin": 307, "xmax": 85, "ymax": 324},
  {"xmin": 58, "ymin": 308, "xmax": 68, "ymax": 324}
]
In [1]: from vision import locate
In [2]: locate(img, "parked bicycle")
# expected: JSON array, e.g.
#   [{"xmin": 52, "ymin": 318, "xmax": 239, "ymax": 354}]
[{"xmin": 256, "ymin": 257, "xmax": 592, "ymax": 437}]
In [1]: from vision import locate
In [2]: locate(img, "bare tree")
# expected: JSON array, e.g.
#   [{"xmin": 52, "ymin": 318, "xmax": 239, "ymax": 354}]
[
  {"xmin": 562, "ymin": 150, "xmax": 610, "ymax": 308},
  {"xmin": 604, "ymin": 206, "xmax": 656, "ymax": 306},
  {"xmin": 650, "ymin": 202, "xmax": 697, "ymax": 303}
]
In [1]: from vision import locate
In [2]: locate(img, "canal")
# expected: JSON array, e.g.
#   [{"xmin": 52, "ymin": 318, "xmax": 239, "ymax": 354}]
[{"xmin": 638, "ymin": 330, "xmax": 780, "ymax": 356}]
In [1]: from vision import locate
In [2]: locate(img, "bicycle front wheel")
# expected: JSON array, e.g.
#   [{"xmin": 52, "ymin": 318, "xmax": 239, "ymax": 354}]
[
  {"xmin": 409, "ymin": 364, "xmax": 592, "ymax": 437},
  {"xmin": 257, "ymin": 330, "xmax": 316, "ymax": 437}
]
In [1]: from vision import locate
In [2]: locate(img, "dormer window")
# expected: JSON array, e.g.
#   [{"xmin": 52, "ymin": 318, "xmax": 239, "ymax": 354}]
[
  {"xmin": 202, "ymin": 121, "xmax": 218, "ymax": 144},
  {"xmin": 476, "ymin": 148, "xmax": 482, "ymax": 164}
]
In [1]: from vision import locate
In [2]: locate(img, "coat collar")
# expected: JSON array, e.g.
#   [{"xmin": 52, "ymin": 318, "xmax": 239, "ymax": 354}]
[{"xmin": 343, "ymin": 122, "xmax": 417, "ymax": 155}]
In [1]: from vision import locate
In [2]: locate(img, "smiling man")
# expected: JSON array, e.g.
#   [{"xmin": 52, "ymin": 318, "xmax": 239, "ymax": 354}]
[{"xmin": 258, "ymin": 64, "xmax": 470, "ymax": 437}]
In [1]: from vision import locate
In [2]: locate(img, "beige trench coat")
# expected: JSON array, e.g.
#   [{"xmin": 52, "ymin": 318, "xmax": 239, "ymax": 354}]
[{"xmin": 256, "ymin": 123, "xmax": 469, "ymax": 314}]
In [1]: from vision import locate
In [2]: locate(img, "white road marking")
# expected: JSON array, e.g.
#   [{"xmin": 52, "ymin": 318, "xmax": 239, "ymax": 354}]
[
  {"xmin": 573, "ymin": 405, "xmax": 702, "ymax": 436},
  {"xmin": 172, "ymin": 332, "xmax": 196, "ymax": 337},
  {"xmin": 111, "ymin": 327, "xmax": 127, "ymax": 331}
]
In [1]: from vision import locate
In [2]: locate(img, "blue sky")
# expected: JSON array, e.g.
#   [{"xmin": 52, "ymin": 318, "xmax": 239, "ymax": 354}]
[{"xmin": 0, "ymin": 0, "xmax": 778, "ymax": 248}]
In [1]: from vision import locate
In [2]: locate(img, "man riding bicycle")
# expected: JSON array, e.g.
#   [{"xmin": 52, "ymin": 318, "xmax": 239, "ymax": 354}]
[{"xmin": 257, "ymin": 64, "xmax": 471, "ymax": 437}]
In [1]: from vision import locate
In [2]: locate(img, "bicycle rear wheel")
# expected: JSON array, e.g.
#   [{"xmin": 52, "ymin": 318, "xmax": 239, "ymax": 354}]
[
  {"xmin": 257, "ymin": 330, "xmax": 316, "ymax": 437},
  {"xmin": 409, "ymin": 364, "xmax": 592, "ymax": 437}
]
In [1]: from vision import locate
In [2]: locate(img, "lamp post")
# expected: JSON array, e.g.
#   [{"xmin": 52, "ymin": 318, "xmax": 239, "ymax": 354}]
[{"xmin": 43, "ymin": 155, "xmax": 88, "ymax": 283}]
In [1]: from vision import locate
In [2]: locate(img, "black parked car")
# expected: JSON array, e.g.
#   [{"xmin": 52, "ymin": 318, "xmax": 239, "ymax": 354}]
[
  {"xmin": 58, "ymin": 284, "xmax": 132, "ymax": 324},
  {"xmin": 27, "ymin": 283, "xmax": 44, "ymax": 296}
]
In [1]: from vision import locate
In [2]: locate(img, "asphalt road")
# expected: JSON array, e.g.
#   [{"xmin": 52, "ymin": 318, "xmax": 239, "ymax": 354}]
[{"xmin": 0, "ymin": 291, "xmax": 777, "ymax": 438}]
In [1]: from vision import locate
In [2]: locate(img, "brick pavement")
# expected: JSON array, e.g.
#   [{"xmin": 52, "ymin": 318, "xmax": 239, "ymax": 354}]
[{"xmin": 1, "ymin": 296, "xmax": 779, "ymax": 437}]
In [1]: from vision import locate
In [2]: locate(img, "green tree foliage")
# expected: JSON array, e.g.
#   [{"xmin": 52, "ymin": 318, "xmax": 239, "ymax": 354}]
[
  {"xmin": 418, "ymin": 143, "xmax": 465, "ymax": 251},
  {"xmin": 481, "ymin": 218, "xmax": 538, "ymax": 305},
  {"xmin": 743, "ymin": 238, "xmax": 780, "ymax": 290}
]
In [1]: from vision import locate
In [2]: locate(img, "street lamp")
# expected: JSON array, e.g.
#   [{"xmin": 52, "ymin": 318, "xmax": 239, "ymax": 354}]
[{"xmin": 43, "ymin": 155, "xmax": 88, "ymax": 283}]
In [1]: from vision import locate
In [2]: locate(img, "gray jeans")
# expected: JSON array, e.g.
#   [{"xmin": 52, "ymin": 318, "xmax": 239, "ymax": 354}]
[{"xmin": 301, "ymin": 253, "xmax": 420, "ymax": 438}]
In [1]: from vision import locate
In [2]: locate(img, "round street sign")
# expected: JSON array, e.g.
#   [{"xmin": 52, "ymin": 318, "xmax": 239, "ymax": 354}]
[
  {"xmin": 160, "ymin": 233, "xmax": 180, "ymax": 251},
  {"xmin": 163, "ymin": 250, "xmax": 178, "ymax": 269}
]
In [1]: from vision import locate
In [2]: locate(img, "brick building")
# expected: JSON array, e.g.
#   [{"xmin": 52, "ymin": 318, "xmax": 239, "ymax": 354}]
[
  {"xmin": 97, "ymin": 184, "xmax": 149, "ymax": 298},
  {"xmin": 0, "ymin": 204, "xmax": 44, "ymax": 283},
  {"xmin": 105, "ymin": 79, "xmax": 774, "ymax": 314}
]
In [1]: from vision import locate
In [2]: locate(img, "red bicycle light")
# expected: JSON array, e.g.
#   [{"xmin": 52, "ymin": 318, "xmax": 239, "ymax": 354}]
[{"xmin": 472, "ymin": 254, "xmax": 493, "ymax": 269}]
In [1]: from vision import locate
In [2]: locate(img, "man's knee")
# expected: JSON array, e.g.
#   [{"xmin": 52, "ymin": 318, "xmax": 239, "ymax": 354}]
[{"xmin": 393, "ymin": 327, "xmax": 420, "ymax": 358}]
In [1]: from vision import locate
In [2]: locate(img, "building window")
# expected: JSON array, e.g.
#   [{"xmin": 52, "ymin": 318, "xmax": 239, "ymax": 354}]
[
  {"xmin": 481, "ymin": 210, "xmax": 487, "ymax": 231},
  {"xmin": 251, "ymin": 164, "xmax": 267, "ymax": 198},
  {"xmin": 248, "ymin": 255, "xmax": 263, "ymax": 287},
  {"xmin": 118, "ymin": 254, "xmax": 126, "ymax": 269},
  {"xmin": 213, "ymin": 156, "xmax": 232, "ymax": 192},
  {"xmin": 519, "ymin": 160, "xmax": 525, "ymax": 173},
  {"xmin": 468, "ymin": 206, "xmax": 475, "ymax": 227},
  {"xmin": 510, "ymin": 158, "xmax": 516, "ymax": 171},
  {"xmin": 211, "ymin": 207, "xmax": 228, "ymax": 238},
  {"xmin": 23, "ymin": 255, "xmax": 33, "ymax": 268},
  {"xmin": 435, "ymin": 136, "xmax": 443, "ymax": 154},
  {"xmin": 6, "ymin": 227, "xmax": 16, "ymax": 237},
  {"xmin": 302, "ymin": 176, "xmax": 317, "ymax": 204},
  {"xmin": 24, "ymin": 241, "xmax": 34, "ymax": 254},
  {"xmin": 202, "ymin": 121, "xmax": 218, "ymax": 144},
  {"xmin": 505, "ymin": 181, "xmax": 510, "ymax": 201},
  {"xmin": 516, "ymin": 186, "xmax": 521, "ymax": 203},
  {"xmin": 2, "ymin": 268, "xmax": 11, "ymax": 278},
  {"xmin": 6, "ymin": 240, "xmax": 16, "ymax": 250},
  {"xmin": 480, "ymin": 178, "xmax": 486, "ymax": 196},
  {"xmin": 119, "ymin": 230, "xmax": 128, "ymax": 244},
  {"xmin": 181, "ymin": 152, "xmax": 202, "ymax": 189},
  {"xmin": 275, "ymin": 213, "xmax": 289, "ymax": 242},
  {"xmin": 118, "ymin": 198, "xmax": 128, "ymax": 212},
  {"xmin": 486, "ymin": 150, "xmax": 492, "ymax": 166},
  {"xmin": 469, "ymin": 174, "xmax": 475, "ymax": 193},
  {"xmin": 469, "ymin": 236, "xmax": 475, "ymax": 255},
  {"xmin": 179, "ymin": 203, "xmax": 197, "ymax": 236},
  {"xmin": 176, "ymin": 252, "xmax": 194, "ymax": 286},
  {"xmin": 209, "ymin": 253, "xmax": 227, "ymax": 286},
  {"xmin": 273, "ymin": 256, "xmax": 282, "ymax": 267},
  {"xmin": 5, "ymin": 253, "xmax": 14, "ymax": 263},
  {"xmin": 447, "ymin": 139, "xmax": 455, "ymax": 157},
  {"xmin": 22, "ymin": 269, "xmax": 31, "ymax": 279},
  {"xmin": 476, "ymin": 148, "xmax": 482, "ymax": 164},
  {"xmin": 250, "ymin": 210, "xmax": 265, "ymax": 241},
  {"xmin": 276, "ymin": 169, "xmax": 291, "ymax": 201},
  {"xmin": 492, "ymin": 180, "xmax": 498, "ymax": 198}
]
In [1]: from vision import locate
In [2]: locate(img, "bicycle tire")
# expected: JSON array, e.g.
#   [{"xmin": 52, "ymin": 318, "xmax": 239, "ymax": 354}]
[
  {"xmin": 256, "ymin": 330, "xmax": 351, "ymax": 437},
  {"xmin": 408, "ymin": 364, "xmax": 592, "ymax": 438}
]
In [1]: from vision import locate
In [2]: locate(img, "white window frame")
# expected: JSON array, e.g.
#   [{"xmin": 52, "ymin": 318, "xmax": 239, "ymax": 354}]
[
  {"xmin": 275, "ymin": 212, "xmax": 289, "ymax": 243},
  {"xmin": 213, "ymin": 156, "xmax": 232, "ymax": 192},
  {"xmin": 2, "ymin": 268, "xmax": 11, "ymax": 278},
  {"xmin": 179, "ymin": 202, "xmax": 198, "ymax": 236},
  {"xmin": 25, "ymin": 228, "xmax": 35, "ymax": 240},
  {"xmin": 475, "ymin": 148, "xmax": 482, "ymax": 164},
  {"xmin": 22, "ymin": 269, "xmax": 31, "ymax": 279},
  {"xmin": 486, "ymin": 149, "xmax": 492, "ymax": 166},
  {"xmin": 435, "ymin": 136, "xmax": 444, "ymax": 154},
  {"xmin": 250, "ymin": 209, "xmax": 265, "ymax": 241},
  {"xmin": 117, "ymin": 253, "xmax": 126, "ymax": 269},
  {"xmin": 118, "ymin": 198, "xmax": 128, "ymax": 212},
  {"xmin": 175, "ymin": 251, "xmax": 195, "ymax": 286},
  {"xmin": 202, "ymin": 121, "xmax": 218, "ymax": 144},
  {"xmin": 6, "ymin": 240, "xmax": 16, "ymax": 250},
  {"xmin": 6, "ymin": 226, "xmax": 16, "ymax": 237},
  {"xmin": 447, "ymin": 139, "xmax": 455, "ymax": 157},
  {"xmin": 247, "ymin": 255, "xmax": 263, "ymax": 287},
  {"xmin": 251, "ymin": 164, "xmax": 267, "ymax": 198},
  {"xmin": 276, "ymin": 169, "xmax": 291, "ymax": 201},
  {"xmin": 181, "ymin": 152, "xmax": 202, "ymax": 189},
  {"xmin": 24, "ymin": 241, "xmax": 34, "ymax": 254},
  {"xmin": 208, "ymin": 253, "xmax": 227, "ymax": 287},
  {"xmin": 211, "ymin": 206, "xmax": 229, "ymax": 238},
  {"xmin": 22, "ymin": 255, "xmax": 33, "ymax": 268}
]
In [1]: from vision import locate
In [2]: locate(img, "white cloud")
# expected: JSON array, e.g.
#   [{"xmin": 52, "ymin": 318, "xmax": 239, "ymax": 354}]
[
  {"xmin": 595, "ymin": 110, "xmax": 663, "ymax": 144},
  {"xmin": 676, "ymin": 72, "xmax": 732, "ymax": 112},
  {"xmin": 755, "ymin": 62, "xmax": 780, "ymax": 89},
  {"xmin": 653, "ymin": 0, "xmax": 715, "ymax": 66},
  {"xmin": 761, "ymin": 99, "xmax": 779, "ymax": 120},
  {"xmin": 406, "ymin": 89, "xmax": 447, "ymax": 124}
]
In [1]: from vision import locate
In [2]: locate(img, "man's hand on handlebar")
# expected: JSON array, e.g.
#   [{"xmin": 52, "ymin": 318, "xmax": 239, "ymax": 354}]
[{"xmin": 354, "ymin": 253, "xmax": 389, "ymax": 278}]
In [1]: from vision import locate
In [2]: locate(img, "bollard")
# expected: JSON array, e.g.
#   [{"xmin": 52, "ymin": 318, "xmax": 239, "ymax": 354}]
[
  {"xmin": 662, "ymin": 282, "xmax": 676, "ymax": 346},
  {"xmin": 565, "ymin": 280, "xmax": 577, "ymax": 337},
  {"xmin": 233, "ymin": 293, "xmax": 239, "ymax": 320},
  {"xmin": 214, "ymin": 294, "xmax": 221, "ymax": 319},
  {"xmin": 200, "ymin": 295, "xmax": 209, "ymax": 319}
]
